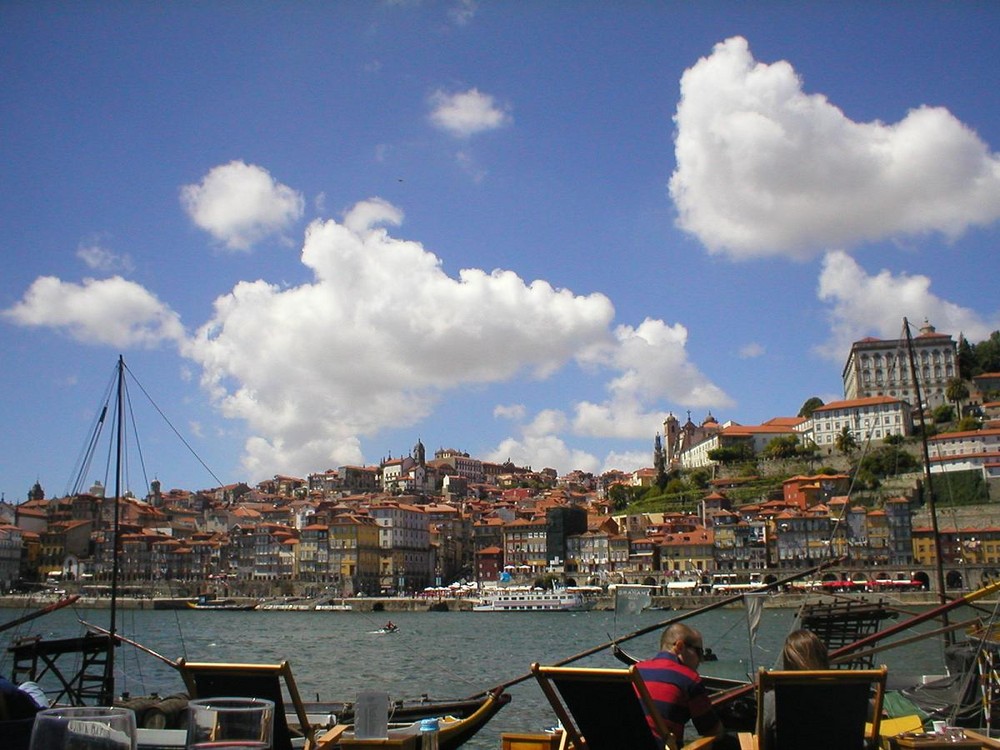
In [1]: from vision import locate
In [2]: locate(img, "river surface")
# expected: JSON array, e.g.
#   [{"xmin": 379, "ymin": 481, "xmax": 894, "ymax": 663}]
[{"xmin": 0, "ymin": 603, "xmax": 958, "ymax": 748}]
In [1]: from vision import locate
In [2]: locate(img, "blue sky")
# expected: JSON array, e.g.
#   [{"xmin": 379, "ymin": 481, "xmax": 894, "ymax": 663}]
[{"xmin": 3, "ymin": 2, "xmax": 999, "ymax": 500}]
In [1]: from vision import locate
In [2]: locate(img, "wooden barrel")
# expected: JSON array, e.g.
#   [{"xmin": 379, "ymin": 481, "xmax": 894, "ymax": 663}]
[
  {"xmin": 156, "ymin": 695, "xmax": 189, "ymax": 729},
  {"xmin": 116, "ymin": 696, "xmax": 166, "ymax": 729}
]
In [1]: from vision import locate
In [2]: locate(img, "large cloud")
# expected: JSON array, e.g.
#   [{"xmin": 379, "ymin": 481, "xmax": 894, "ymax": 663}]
[
  {"xmin": 3, "ymin": 276, "xmax": 184, "ymax": 347},
  {"xmin": 816, "ymin": 250, "xmax": 1000, "ymax": 358},
  {"xmin": 183, "ymin": 198, "xmax": 616, "ymax": 475},
  {"xmin": 180, "ymin": 161, "xmax": 304, "ymax": 251},
  {"xmin": 670, "ymin": 37, "xmax": 1000, "ymax": 260}
]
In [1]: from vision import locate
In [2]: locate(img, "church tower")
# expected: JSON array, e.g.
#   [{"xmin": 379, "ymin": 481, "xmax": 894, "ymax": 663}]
[{"xmin": 662, "ymin": 412, "xmax": 680, "ymax": 464}]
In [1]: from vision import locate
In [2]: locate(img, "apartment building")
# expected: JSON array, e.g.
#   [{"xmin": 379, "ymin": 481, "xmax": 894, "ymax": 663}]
[
  {"xmin": 809, "ymin": 396, "xmax": 912, "ymax": 450},
  {"xmin": 927, "ymin": 427, "xmax": 1000, "ymax": 479}
]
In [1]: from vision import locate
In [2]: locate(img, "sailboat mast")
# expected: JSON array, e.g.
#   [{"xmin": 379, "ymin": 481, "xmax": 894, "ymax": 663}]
[
  {"xmin": 109, "ymin": 355, "xmax": 123, "ymax": 642},
  {"xmin": 903, "ymin": 319, "xmax": 950, "ymax": 624}
]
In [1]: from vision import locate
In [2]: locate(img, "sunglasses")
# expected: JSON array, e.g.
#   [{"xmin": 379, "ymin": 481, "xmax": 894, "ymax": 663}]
[{"xmin": 685, "ymin": 642, "xmax": 705, "ymax": 658}]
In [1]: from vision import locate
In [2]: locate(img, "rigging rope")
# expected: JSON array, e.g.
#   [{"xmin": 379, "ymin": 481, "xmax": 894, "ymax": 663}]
[{"xmin": 122, "ymin": 361, "xmax": 227, "ymax": 490}]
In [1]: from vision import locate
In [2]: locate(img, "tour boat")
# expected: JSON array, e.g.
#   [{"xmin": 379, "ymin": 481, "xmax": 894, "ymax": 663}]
[{"xmin": 472, "ymin": 586, "xmax": 593, "ymax": 612}]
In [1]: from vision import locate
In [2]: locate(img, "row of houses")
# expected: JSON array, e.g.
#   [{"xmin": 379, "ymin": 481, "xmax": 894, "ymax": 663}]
[{"xmin": 3, "ymin": 466, "xmax": 991, "ymax": 596}]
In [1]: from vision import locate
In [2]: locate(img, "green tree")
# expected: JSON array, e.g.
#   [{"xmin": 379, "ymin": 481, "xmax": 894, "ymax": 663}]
[
  {"xmin": 762, "ymin": 435, "xmax": 800, "ymax": 460},
  {"xmin": 687, "ymin": 468, "xmax": 711, "ymax": 489},
  {"xmin": 955, "ymin": 416, "xmax": 982, "ymax": 432},
  {"xmin": 653, "ymin": 433, "xmax": 667, "ymax": 491},
  {"xmin": 957, "ymin": 335, "xmax": 976, "ymax": 380},
  {"xmin": 932, "ymin": 404, "xmax": 955, "ymax": 424},
  {"xmin": 835, "ymin": 426, "xmax": 858, "ymax": 457},
  {"xmin": 967, "ymin": 331, "xmax": 1000, "ymax": 376},
  {"xmin": 798, "ymin": 397, "xmax": 825, "ymax": 419},
  {"xmin": 859, "ymin": 445, "xmax": 918, "ymax": 477},
  {"xmin": 707, "ymin": 444, "xmax": 753, "ymax": 464},
  {"xmin": 664, "ymin": 477, "xmax": 688, "ymax": 496},
  {"xmin": 608, "ymin": 484, "xmax": 630, "ymax": 512},
  {"xmin": 945, "ymin": 378, "xmax": 970, "ymax": 419}
]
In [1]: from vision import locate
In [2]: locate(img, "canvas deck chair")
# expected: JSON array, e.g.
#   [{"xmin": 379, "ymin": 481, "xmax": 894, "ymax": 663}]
[
  {"xmin": 530, "ymin": 663, "xmax": 717, "ymax": 750},
  {"xmin": 177, "ymin": 658, "xmax": 322, "ymax": 750},
  {"xmin": 743, "ymin": 666, "xmax": 888, "ymax": 750}
]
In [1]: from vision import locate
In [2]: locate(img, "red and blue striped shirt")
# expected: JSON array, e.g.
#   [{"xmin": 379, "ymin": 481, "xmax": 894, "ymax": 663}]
[{"xmin": 636, "ymin": 651, "xmax": 720, "ymax": 741}]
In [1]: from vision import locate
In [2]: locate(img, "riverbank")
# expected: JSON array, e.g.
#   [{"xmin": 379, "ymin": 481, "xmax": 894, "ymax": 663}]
[{"xmin": 0, "ymin": 589, "xmax": 946, "ymax": 612}]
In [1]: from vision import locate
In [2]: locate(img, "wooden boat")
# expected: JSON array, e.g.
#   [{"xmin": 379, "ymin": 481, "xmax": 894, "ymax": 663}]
[
  {"xmin": 186, "ymin": 596, "xmax": 257, "ymax": 611},
  {"xmin": 119, "ymin": 688, "xmax": 510, "ymax": 749},
  {"xmin": 325, "ymin": 688, "xmax": 510, "ymax": 750}
]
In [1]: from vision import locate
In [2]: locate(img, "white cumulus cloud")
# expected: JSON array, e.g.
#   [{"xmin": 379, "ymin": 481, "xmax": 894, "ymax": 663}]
[
  {"xmin": 816, "ymin": 250, "xmax": 1000, "ymax": 358},
  {"xmin": 484, "ymin": 434, "xmax": 600, "ymax": 475},
  {"xmin": 182, "ymin": 198, "xmax": 615, "ymax": 476},
  {"xmin": 670, "ymin": 36, "xmax": 1000, "ymax": 260},
  {"xmin": 3, "ymin": 276, "xmax": 184, "ymax": 347},
  {"xmin": 572, "ymin": 318, "xmax": 733, "ymax": 438},
  {"xmin": 601, "ymin": 449, "xmax": 652, "ymax": 475},
  {"xmin": 180, "ymin": 161, "xmax": 305, "ymax": 251},
  {"xmin": 429, "ymin": 88, "xmax": 512, "ymax": 138}
]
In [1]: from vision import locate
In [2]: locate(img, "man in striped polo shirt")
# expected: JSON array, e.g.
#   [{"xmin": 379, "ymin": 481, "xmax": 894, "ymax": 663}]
[{"xmin": 637, "ymin": 623, "xmax": 734, "ymax": 748}]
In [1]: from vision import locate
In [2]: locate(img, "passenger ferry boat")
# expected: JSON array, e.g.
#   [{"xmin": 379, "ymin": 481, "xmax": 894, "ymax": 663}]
[{"xmin": 472, "ymin": 586, "xmax": 593, "ymax": 612}]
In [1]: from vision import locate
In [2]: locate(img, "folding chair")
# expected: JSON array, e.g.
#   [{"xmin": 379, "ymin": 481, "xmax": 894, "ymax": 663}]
[
  {"xmin": 530, "ymin": 662, "xmax": 717, "ymax": 750},
  {"xmin": 177, "ymin": 658, "xmax": 320, "ymax": 750},
  {"xmin": 748, "ymin": 666, "xmax": 887, "ymax": 750}
]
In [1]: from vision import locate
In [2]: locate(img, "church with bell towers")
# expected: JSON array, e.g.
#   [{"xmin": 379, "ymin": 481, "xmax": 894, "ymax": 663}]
[{"xmin": 661, "ymin": 411, "xmax": 723, "ymax": 468}]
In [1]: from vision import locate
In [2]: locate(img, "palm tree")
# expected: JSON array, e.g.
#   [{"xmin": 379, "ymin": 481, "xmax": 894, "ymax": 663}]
[
  {"xmin": 946, "ymin": 378, "xmax": 970, "ymax": 420},
  {"xmin": 835, "ymin": 425, "xmax": 858, "ymax": 458}
]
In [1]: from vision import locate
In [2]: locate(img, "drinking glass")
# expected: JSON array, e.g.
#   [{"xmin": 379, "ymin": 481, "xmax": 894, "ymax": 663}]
[
  {"xmin": 185, "ymin": 697, "xmax": 274, "ymax": 749},
  {"xmin": 29, "ymin": 705, "xmax": 137, "ymax": 750}
]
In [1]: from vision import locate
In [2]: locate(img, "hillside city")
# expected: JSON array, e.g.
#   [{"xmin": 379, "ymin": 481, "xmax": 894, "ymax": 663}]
[{"xmin": 2, "ymin": 321, "xmax": 999, "ymax": 599}]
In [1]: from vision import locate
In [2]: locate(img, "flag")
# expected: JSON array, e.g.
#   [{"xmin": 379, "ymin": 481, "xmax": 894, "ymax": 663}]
[
  {"xmin": 614, "ymin": 584, "xmax": 652, "ymax": 617},
  {"xmin": 744, "ymin": 592, "xmax": 766, "ymax": 647}
]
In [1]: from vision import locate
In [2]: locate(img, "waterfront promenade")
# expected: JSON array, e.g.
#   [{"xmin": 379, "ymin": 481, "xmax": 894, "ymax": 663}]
[{"xmin": 0, "ymin": 589, "xmax": 943, "ymax": 612}]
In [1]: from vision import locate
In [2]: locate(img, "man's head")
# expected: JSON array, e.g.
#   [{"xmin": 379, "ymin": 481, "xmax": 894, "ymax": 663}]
[{"xmin": 660, "ymin": 623, "xmax": 705, "ymax": 669}]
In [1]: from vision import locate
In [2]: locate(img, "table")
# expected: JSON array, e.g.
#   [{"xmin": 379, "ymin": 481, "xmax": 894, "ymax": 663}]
[
  {"xmin": 889, "ymin": 731, "xmax": 982, "ymax": 749},
  {"xmin": 336, "ymin": 735, "xmax": 419, "ymax": 749}
]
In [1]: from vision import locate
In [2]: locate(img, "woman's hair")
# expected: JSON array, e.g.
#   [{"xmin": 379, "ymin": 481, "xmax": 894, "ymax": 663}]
[{"xmin": 781, "ymin": 629, "xmax": 829, "ymax": 670}]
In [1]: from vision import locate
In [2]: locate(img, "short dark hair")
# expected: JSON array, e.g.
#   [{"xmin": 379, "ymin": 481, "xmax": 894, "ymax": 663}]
[{"xmin": 660, "ymin": 622, "xmax": 699, "ymax": 651}]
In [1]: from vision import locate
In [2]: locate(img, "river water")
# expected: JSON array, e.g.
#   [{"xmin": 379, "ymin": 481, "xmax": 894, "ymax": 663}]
[{"xmin": 1, "ymin": 603, "xmax": 957, "ymax": 748}]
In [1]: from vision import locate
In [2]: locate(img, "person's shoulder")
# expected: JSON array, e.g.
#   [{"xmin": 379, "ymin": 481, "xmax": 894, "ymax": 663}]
[
  {"xmin": 637, "ymin": 652, "xmax": 671, "ymax": 667},
  {"xmin": 18, "ymin": 681, "xmax": 48, "ymax": 709}
]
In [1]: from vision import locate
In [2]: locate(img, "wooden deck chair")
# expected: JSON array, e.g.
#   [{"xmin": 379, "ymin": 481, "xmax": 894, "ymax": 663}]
[
  {"xmin": 177, "ymin": 658, "xmax": 320, "ymax": 750},
  {"xmin": 530, "ymin": 663, "xmax": 717, "ymax": 750},
  {"xmin": 748, "ymin": 666, "xmax": 888, "ymax": 750}
]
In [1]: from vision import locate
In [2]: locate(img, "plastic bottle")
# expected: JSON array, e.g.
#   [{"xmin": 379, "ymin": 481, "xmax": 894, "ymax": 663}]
[
  {"xmin": 354, "ymin": 690, "xmax": 389, "ymax": 739},
  {"xmin": 419, "ymin": 717, "xmax": 440, "ymax": 750}
]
